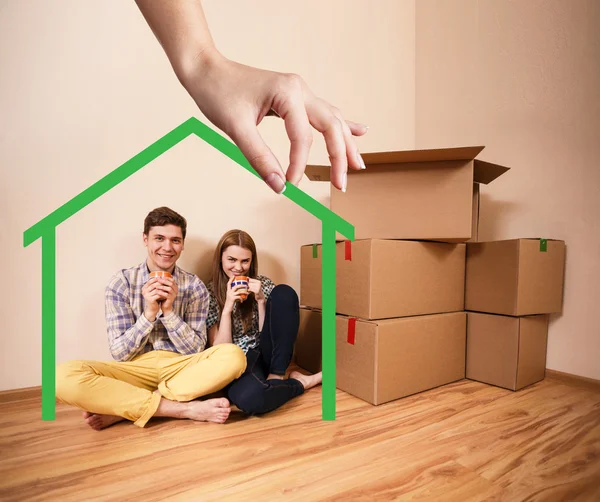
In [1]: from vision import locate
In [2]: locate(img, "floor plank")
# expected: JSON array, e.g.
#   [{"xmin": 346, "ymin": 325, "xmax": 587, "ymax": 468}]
[{"xmin": 1, "ymin": 378, "xmax": 599, "ymax": 501}]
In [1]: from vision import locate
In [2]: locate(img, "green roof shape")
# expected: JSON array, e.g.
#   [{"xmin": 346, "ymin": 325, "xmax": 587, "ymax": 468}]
[{"xmin": 23, "ymin": 116, "xmax": 354, "ymax": 421}]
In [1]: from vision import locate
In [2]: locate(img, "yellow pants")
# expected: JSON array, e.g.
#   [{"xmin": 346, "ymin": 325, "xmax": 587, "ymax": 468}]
[{"xmin": 56, "ymin": 344, "xmax": 246, "ymax": 427}]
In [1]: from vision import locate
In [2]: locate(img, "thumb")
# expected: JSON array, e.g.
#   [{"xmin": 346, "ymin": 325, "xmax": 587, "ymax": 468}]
[
  {"xmin": 345, "ymin": 120, "xmax": 369, "ymax": 137},
  {"xmin": 229, "ymin": 123, "xmax": 287, "ymax": 194}
]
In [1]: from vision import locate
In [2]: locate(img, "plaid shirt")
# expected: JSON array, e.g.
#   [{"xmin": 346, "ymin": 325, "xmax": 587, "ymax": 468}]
[
  {"xmin": 105, "ymin": 262, "xmax": 209, "ymax": 361},
  {"xmin": 206, "ymin": 275, "xmax": 275, "ymax": 353}
]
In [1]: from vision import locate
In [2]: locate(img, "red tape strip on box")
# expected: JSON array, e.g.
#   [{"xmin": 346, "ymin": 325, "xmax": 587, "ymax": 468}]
[
  {"xmin": 347, "ymin": 318, "xmax": 357, "ymax": 345},
  {"xmin": 345, "ymin": 240, "xmax": 352, "ymax": 261}
]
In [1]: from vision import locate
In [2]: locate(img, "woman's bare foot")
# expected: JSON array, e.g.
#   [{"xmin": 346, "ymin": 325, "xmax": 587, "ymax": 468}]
[
  {"xmin": 289, "ymin": 371, "xmax": 323, "ymax": 391},
  {"xmin": 82, "ymin": 411, "xmax": 125, "ymax": 431},
  {"xmin": 184, "ymin": 398, "xmax": 231, "ymax": 424}
]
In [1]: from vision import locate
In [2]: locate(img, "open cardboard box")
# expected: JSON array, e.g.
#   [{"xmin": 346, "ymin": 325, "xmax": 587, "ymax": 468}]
[{"xmin": 306, "ymin": 146, "xmax": 510, "ymax": 242}]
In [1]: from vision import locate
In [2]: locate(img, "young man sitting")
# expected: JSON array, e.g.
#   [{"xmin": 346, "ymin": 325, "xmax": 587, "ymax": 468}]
[{"xmin": 56, "ymin": 206, "xmax": 246, "ymax": 430}]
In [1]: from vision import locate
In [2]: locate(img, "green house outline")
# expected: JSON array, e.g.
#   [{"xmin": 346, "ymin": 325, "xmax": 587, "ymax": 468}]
[{"xmin": 23, "ymin": 117, "xmax": 353, "ymax": 421}]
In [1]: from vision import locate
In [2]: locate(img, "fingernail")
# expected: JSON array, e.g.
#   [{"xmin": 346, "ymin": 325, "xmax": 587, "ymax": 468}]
[
  {"xmin": 357, "ymin": 151, "xmax": 366, "ymax": 169},
  {"xmin": 265, "ymin": 173, "xmax": 286, "ymax": 194},
  {"xmin": 342, "ymin": 172, "xmax": 347, "ymax": 193}
]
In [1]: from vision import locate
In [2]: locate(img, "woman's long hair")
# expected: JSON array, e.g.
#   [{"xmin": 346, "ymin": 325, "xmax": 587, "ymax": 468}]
[{"xmin": 212, "ymin": 229, "xmax": 258, "ymax": 333}]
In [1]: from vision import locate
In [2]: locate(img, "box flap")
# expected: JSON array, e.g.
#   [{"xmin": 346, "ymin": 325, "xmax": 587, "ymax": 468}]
[
  {"xmin": 360, "ymin": 146, "xmax": 486, "ymax": 165},
  {"xmin": 304, "ymin": 165, "xmax": 332, "ymax": 181},
  {"xmin": 305, "ymin": 146, "xmax": 510, "ymax": 184},
  {"xmin": 305, "ymin": 146, "xmax": 486, "ymax": 181},
  {"xmin": 474, "ymin": 160, "xmax": 510, "ymax": 185},
  {"xmin": 469, "ymin": 184, "xmax": 480, "ymax": 243}
]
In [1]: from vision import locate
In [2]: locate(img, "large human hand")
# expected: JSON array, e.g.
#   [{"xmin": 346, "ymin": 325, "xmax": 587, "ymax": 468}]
[{"xmin": 180, "ymin": 48, "xmax": 368, "ymax": 194}]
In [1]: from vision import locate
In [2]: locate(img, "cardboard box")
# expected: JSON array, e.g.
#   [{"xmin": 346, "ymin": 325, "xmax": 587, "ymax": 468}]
[
  {"xmin": 296, "ymin": 308, "xmax": 467, "ymax": 405},
  {"xmin": 305, "ymin": 146, "xmax": 509, "ymax": 242},
  {"xmin": 466, "ymin": 312, "xmax": 549, "ymax": 390},
  {"xmin": 466, "ymin": 239, "xmax": 566, "ymax": 315},
  {"xmin": 301, "ymin": 239, "xmax": 465, "ymax": 319},
  {"xmin": 295, "ymin": 307, "xmax": 324, "ymax": 374}
]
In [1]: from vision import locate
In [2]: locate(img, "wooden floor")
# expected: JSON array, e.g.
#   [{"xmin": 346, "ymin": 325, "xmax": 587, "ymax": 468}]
[{"xmin": 1, "ymin": 375, "xmax": 600, "ymax": 501}]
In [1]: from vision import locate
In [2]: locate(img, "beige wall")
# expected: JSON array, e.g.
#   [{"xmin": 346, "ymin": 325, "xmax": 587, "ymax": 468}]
[
  {"xmin": 1, "ymin": 0, "xmax": 416, "ymax": 390},
  {"xmin": 5, "ymin": 0, "xmax": 595, "ymax": 392},
  {"xmin": 416, "ymin": 0, "xmax": 600, "ymax": 379}
]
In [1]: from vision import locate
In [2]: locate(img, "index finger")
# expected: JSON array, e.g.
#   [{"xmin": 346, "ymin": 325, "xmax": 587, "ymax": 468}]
[{"xmin": 306, "ymin": 105, "xmax": 347, "ymax": 191}]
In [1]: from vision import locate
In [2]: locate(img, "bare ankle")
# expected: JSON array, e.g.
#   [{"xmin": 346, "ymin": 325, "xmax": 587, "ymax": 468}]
[
  {"xmin": 155, "ymin": 397, "xmax": 190, "ymax": 420},
  {"xmin": 267, "ymin": 373, "xmax": 285, "ymax": 380},
  {"xmin": 175, "ymin": 401, "xmax": 190, "ymax": 420},
  {"xmin": 290, "ymin": 370, "xmax": 322, "ymax": 391}
]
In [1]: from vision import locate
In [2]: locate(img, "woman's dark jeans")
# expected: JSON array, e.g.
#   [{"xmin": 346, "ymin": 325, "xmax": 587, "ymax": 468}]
[{"xmin": 227, "ymin": 285, "xmax": 304, "ymax": 414}]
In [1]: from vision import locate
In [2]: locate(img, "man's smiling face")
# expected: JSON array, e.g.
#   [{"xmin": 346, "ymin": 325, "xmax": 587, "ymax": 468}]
[{"xmin": 143, "ymin": 224, "xmax": 184, "ymax": 272}]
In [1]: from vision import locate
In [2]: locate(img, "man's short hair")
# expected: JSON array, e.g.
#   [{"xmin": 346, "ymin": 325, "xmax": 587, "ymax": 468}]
[{"xmin": 143, "ymin": 207, "xmax": 187, "ymax": 239}]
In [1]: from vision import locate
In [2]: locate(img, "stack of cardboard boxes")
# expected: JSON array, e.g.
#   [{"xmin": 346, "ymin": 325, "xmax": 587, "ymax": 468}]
[
  {"xmin": 295, "ymin": 146, "xmax": 566, "ymax": 405},
  {"xmin": 464, "ymin": 239, "xmax": 566, "ymax": 390}
]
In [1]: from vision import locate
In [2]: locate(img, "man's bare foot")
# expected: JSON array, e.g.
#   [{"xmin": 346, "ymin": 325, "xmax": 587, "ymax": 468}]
[
  {"xmin": 82, "ymin": 411, "xmax": 125, "ymax": 431},
  {"xmin": 289, "ymin": 371, "xmax": 323, "ymax": 391},
  {"xmin": 184, "ymin": 397, "xmax": 231, "ymax": 424},
  {"xmin": 266, "ymin": 373, "xmax": 285, "ymax": 380}
]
